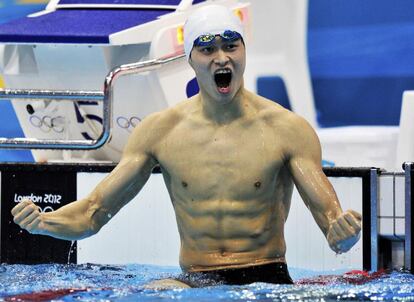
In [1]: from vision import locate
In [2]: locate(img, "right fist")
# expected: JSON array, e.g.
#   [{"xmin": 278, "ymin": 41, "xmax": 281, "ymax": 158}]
[{"xmin": 11, "ymin": 199, "xmax": 43, "ymax": 234}]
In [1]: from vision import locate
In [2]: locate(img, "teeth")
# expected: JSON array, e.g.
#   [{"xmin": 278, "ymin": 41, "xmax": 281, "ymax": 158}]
[{"xmin": 215, "ymin": 69, "xmax": 231, "ymax": 75}]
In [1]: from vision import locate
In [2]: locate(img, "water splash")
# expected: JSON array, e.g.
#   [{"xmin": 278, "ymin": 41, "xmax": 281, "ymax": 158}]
[
  {"xmin": 1, "ymin": 265, "xmax": 413, "ymax": 301},
  {"xmin": 67, "ymin": 240, "xmax": 76, "ymax": 264}
]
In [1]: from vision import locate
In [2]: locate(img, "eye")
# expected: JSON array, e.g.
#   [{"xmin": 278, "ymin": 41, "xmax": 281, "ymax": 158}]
[
  {"xmin": 224, "ymin": 43, "xmax": 238, "ymax": 51},
  {"xmin": 199, "ymin": 46, "xmax": 215, "ymax": 54}
]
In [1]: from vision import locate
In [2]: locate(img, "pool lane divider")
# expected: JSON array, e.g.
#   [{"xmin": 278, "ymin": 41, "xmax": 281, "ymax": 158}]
[
  {"xmin": 296, "ymin": 269, "xmax": 388, "ymax": 285},
  {"xmin": 4, "ymin": 288, "xmax": 89, "ymax": 302}
]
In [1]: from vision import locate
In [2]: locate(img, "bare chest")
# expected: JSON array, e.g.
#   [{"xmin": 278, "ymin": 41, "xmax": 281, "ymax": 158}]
[{"xmin": 155, "ymin": 121, "xmax": 285, "ymax": 200}]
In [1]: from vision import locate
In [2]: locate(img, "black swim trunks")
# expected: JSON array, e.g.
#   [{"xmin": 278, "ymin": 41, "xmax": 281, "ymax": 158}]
[{"xmin": 176, "ymin": 262, "xmax": 293, "ymax": 287}]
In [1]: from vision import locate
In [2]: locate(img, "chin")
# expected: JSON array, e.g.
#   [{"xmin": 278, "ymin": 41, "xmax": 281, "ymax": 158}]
[{"xmin": 214, "ymin": 91, "xmax": 235, "ymax": 103}]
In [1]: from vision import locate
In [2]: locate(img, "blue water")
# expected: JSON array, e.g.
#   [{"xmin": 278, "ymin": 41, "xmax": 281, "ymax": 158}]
[{"xmin": 0, "ymin": 264, "xmax": 413, "ymax": 301}]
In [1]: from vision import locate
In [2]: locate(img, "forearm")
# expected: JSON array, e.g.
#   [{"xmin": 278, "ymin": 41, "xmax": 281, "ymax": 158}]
[
  {"xmin": 291, "ymin": 159, "xmax": 343, "ymax": 236},
  {"xmin": 291, "ymin": 160, "xmax": 361, "ymax": 252},
  {"xmin": 286, "ymin": 117, "xmax": 361, "ymax": 252},
  {"xmin": 303, "ymin": 171, "xmax": 343, "ymax": 236},
  {"xmin": 36, "ymin": 198, "xmax": 98, "ymax": 240},
  {"xmin": 33, "ymin": 158, "xmax": 151, "ymax": 240}
]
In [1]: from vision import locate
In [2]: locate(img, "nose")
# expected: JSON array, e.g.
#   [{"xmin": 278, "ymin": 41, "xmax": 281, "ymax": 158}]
[{"xmin": 213, "ymin": 49, "xmax": 229, "ymax": 66}]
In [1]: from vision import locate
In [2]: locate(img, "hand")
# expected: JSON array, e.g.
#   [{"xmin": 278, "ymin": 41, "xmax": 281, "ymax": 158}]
[
  {"xmin": 327, "ymin": 210, "xmax": 362, "ymax": 254},
  {"xmin": 11, "ymin": 199, "xmax": 44, "ymax": 235}
]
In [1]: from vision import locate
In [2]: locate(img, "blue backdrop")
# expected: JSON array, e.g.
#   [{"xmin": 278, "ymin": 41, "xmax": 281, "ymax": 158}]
[
  {"xmin": 260, "ymin": 0, "xmax": 414, "ymax": 127},
  {"xmin": 1, "ymin": 1, "xmax": 414, "ymax": 161}
]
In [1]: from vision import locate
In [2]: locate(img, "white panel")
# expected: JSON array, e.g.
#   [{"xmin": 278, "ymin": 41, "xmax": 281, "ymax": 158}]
[
  {"xmin": 396, "ymin": 91, "xmax": 414, "ymax": 170},
  {"xmin": 395, "ymin": 175, "xmax": 405, "ymax": 217},
  {"xmin": 318, "ymin": 126, "xmax": 399, "ymax": 171},
  {"xmin": 378, "ymin": 175, "xmax": 404, "ymax": 218},
  {"xmin": 378, "ymin": 218, "xmax": 405, "ymax": 238},
  {"xmin": 378, "ymin": 174, "xmax": 405, "ymax": 237},
  {"xmin": 379, "ymin": 176, "xmax": 394, "ymax": 217},
  {"xmin": 395, "ymin": 218, "xmax": 405, "ymax": 236},
  {"xmin": 379, "ymin": 218, "xmax": 394, "ymax": 237},
  {"xmin": 77, "ymin": 173, "xmax": 180, "ymax": 266},
  {"xmin": 285, "ymin": 177, "xmax": 363, "ymax": 271}
]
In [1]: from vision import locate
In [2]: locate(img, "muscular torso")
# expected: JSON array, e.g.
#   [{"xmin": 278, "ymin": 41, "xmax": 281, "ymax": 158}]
[{"xmin": 152, "ymin": 94, "xmax": 295, "ymax": 272}]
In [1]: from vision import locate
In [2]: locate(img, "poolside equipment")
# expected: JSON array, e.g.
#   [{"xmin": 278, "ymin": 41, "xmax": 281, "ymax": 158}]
[{"xmin": 0, "ymin": 0, "xmax": 250, "ymax": 162}]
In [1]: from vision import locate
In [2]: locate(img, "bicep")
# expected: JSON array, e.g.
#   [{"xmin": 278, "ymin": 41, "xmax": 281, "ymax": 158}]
[
  {"xmin": 287, "ymin": 117, "xmax": 323, "ymax": 195},
  {"xmin": 91, "ymin": 151, "xmax": 156, "ymax": 214},
  {"xmin": 94, "ymin": 112, "xmax": 161, "ymax": 210},
  {"xmin": 289, "ymin": 156, "xmax": 337, "ymax": 210},
  {"xmin": 87, "ymin": 110, "xmax": 169, "ymax": 226},
  {"xmin": 87, "ymin": 117, "xmax": 160, "ymax": 221}
]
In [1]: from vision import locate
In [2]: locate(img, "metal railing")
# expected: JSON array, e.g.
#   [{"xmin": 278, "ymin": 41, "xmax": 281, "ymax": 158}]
[
  {"xmin": 0, "ymin": 53, "xmax": 185, "ymax": 150},
  {"xmin": 323, "ymin": 167, "xmax": 380, "ymax": 271},
  {"xmin": 404, "ymin": 162, "xmax": 414, "ymax": 272}
]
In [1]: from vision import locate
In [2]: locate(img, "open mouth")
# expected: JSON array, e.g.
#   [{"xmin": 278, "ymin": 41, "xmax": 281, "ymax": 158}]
[{"xmin": 214, "ymin": 68, "xmax": 232, "ymax": 93}]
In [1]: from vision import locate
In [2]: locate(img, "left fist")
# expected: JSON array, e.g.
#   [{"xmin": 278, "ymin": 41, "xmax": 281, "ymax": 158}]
[{"xmin": 327, "ymin": 210, "xmax": 362, "ymax": 254}]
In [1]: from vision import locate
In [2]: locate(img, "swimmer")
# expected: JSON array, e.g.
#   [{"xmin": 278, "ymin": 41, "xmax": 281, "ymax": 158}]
[{"xmin": 11, "ymin": 4, "xmax": 361, "ymax": 288}]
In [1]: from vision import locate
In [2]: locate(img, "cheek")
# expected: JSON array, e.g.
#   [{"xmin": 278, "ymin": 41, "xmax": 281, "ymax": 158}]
[
  {"xmin": 235, "ymin": 57, "xmax": 246, "ymax": 76},
  {"xmin": 192, "ymin": 64, "xmax": 212, "ymax": 81},
  {"xmin": 191, "ymin": 63, "xmax": 208, "ymax": 78}
]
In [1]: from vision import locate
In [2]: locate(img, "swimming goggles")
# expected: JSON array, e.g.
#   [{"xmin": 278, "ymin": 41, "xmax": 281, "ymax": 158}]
[{"xmin": 193, "ymin": 30, "xmax": 242, "ymax": 47}]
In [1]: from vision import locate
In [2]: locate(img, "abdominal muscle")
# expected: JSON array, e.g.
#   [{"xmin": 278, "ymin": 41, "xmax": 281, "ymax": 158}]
[{"xmin": 174, "ymin": 197, "xmax": 288, "ymax": 272}]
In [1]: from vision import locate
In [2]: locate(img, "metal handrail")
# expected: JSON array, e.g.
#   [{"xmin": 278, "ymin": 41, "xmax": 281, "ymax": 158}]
[
  {"xmin": 404, "ymin": 162, "xmax": 413, "ymax": 272},
  {"xmin": 0, "ymin": 53, "xmax": 185, "ymax": 150}
]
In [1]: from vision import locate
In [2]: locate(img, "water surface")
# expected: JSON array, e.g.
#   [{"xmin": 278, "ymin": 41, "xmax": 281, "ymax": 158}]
[{"xmin": 0, "ymin": 264, "xmax": 413, "ymax": 301}]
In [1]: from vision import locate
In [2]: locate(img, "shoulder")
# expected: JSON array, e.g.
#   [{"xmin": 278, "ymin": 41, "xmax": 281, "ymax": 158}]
[
  {"xmin": 125, "ymin": 97, "xmax": 195, "ymax": 151},
  {"xmin": 251, "ymin": 93, "xmax": 309, "ymax": 130},
  {"xmin": 251, "ymin": 93, "xmax": 321, "ymax": 156},
  {"xmin": 135, "ymin": 96, "xmax": 196, "ymax": 132}
]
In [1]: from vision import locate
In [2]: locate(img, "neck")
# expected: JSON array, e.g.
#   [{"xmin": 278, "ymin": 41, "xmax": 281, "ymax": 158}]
[{"xmin": 198, "ymin": 85, "xmax": 248, "ymax": 125}]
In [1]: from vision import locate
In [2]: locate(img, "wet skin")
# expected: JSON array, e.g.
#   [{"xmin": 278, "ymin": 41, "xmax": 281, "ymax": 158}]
[{"xmin": 11, "ymin": 37, "xmax": 361, "ymax": 273}]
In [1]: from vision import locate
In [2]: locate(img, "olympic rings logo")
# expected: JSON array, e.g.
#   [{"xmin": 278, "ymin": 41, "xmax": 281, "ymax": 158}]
[
  {"xmin": 37, "ymin": 206, "xmax": 54, "ymax": 213},
  {"xmin": 29, "ymin": 115, "xmax": 65, "ymax": 133},
  {"xmin": 116, "ymin": 116, "xmax": 142, "ymax": 131}
]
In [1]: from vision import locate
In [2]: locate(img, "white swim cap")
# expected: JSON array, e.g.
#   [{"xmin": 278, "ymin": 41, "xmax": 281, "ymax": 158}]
[{"xmin": 184, "ymin": 4, "xmax": 244, "ymax": 60}]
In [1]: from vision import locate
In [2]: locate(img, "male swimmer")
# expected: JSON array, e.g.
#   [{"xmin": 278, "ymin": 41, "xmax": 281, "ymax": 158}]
[{"xmin": 11, "ymin": 5, "xmax": 361, "ymax": 288}]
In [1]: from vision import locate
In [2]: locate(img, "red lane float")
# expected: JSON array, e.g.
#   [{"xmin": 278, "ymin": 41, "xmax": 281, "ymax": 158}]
[{"xmin": 296, "ymin": 269, "xmax": 387, "ymax": 285}]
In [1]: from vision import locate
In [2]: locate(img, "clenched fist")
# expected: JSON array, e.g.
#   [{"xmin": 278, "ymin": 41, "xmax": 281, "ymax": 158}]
[
  {"xmin": 327, "ymin": 209, "xmax": 362, "ymax": 254},
  {"xmin": 11, "ymin": 199, "xmax": 44, "ymax": 235}
]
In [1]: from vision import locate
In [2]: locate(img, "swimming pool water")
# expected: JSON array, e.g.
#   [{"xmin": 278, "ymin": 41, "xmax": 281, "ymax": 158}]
[{"xmin": 0, "ymin": 263, "xmax": 413, "ymax": 301}]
